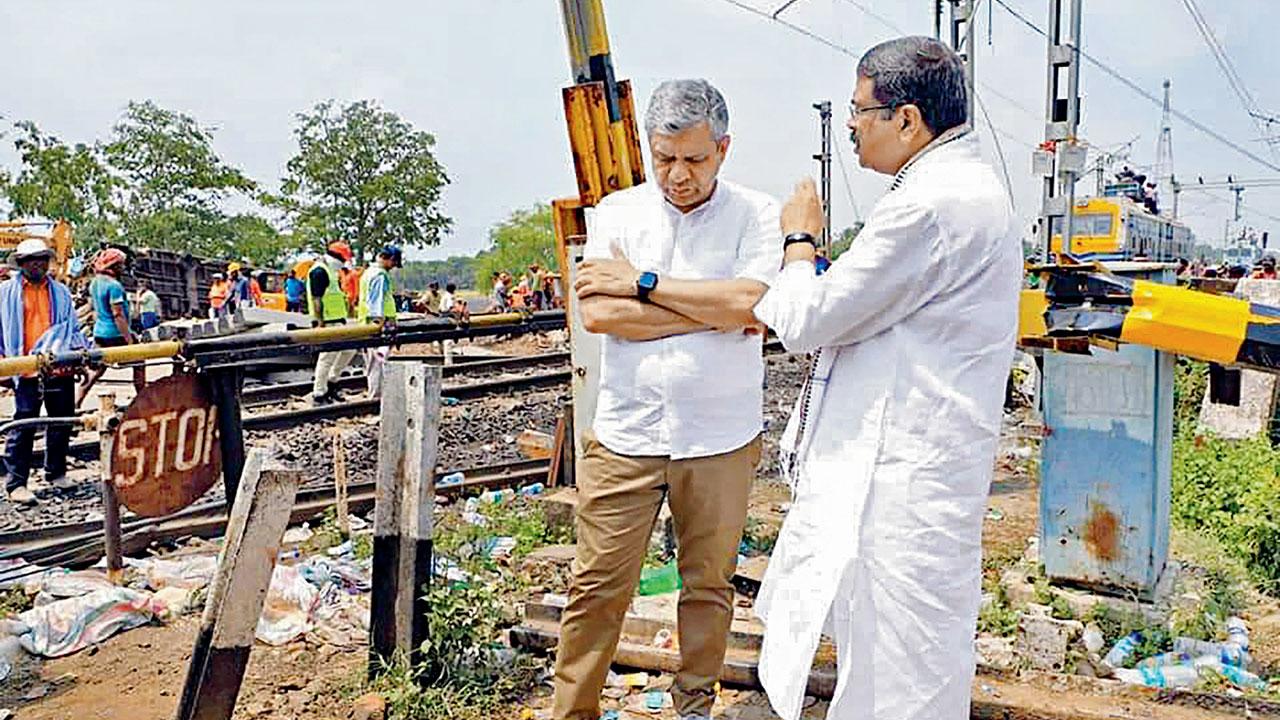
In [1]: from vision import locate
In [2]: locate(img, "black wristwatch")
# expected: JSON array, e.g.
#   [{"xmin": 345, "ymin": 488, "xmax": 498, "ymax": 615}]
[
  {"xmin": 636, "ymin": 271, "xmax": 659, "ymax": 302},
  {"xmin": 784, "ymin": 232, "xmax": 817, "ymax": 249}
]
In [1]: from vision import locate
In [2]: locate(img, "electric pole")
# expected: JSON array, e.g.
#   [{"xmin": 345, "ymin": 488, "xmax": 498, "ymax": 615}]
[
  {"xmin": 1154, "ymin": 79, "xmax": 1177, "ymax": 218},
  {"xmin": 1036, "ymin": 0, "xmax": 1086, "ymax": 261},
  {"xmin": 813, "ymin": 101, "xmax": 833, "ymax": 251},
  {"xmin": 949, "ymin": 0, "xmax": 977, "ymax": 122},
  {"xmin": 934, "ymin": 0, "xmax": 944, "ymax": 40}
]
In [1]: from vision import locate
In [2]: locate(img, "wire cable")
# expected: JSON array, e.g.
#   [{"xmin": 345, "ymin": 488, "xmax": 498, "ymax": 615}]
[{"xmin": 990, "ymin": 0, "xmax": 1280, "ymax": 174}]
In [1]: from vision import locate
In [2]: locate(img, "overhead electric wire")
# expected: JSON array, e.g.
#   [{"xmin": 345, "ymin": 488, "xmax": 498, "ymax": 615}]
[
  {"xmin": 975, "ymin": 88, "xmax": 1018, "ymax": 211},
  {"xmin": 713, "ymin": 0, "xmax": 1021, "ymax": 208},
  {"xmin": 1178, "ymin": 0, "xmax": 1279, "ymax": 163},
  {"xmin": 989, "ymin": 0, "xmax": 1280, "ymax": 175}
]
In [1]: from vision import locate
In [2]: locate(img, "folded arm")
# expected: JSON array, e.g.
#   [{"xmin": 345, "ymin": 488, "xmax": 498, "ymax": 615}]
[{"xmin": 579, "ymin": 295, "xmax": 708, "ymax": 341}]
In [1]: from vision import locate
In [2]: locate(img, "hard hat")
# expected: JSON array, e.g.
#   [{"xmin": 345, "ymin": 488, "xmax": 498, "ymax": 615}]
[
  {"xmin": 327, "ymin": 241, "xmax": 354, "ymax": 262},
  {"xmin": 227, "ymin": 262, "xmax": 242, "ymax": 273},
  {"xmin": 13, "ymin": 238, "xmax": 54, "ymax": 261},
  {"xmin": 213, "ymin": 272, "xmax": 225, "ymax": 280},
  {"xmin": 93, "ymin": 248, "xmax": 127, "ymax": 274},
  {"xmin": 379, "ymin": 245, "xmax": 404, "ymax": 267}
]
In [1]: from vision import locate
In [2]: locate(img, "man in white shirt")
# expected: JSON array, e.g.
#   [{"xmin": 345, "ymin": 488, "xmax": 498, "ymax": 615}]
[
  {"xmin": 575, "ymin": 38, "xmax": 1021, "ymax": 720},
  {"xmin": 553, "ymin": 79, "xmax": 780, "ymax": 720}
]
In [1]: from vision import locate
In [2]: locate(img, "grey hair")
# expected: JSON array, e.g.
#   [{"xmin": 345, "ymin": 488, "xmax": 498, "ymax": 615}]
[
  {"xmin": 857, "ymin": 36, "xmax": 968, "ymax": 134},
  {"xmin": 644, "ymin": 79, "xmax": 729, "ymax": 141}
]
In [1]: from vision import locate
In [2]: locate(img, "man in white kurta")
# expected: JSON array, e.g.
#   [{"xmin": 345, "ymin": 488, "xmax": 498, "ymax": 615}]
[{"xmin": 575, "ymin": 37, "xmax": 1021, "ymax": 719}]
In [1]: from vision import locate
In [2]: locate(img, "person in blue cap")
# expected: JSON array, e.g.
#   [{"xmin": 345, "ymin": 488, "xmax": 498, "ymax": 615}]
[{"xmin": 357, "ymin": 245, "xmax": 402, "ymax": 397}]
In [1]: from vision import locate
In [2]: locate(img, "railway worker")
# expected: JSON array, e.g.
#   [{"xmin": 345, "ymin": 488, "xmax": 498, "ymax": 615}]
[
  {"xmin": 357, "ymin": 245, "xmax": 403, "ymax": 398},
  {"xmin": 420, "ymin": 282, "xmax": 443, "ymax": 314},
  {"xmin": 208, "ymin": 273, "xmax": 230, "ymax": 318},
  {"xmin": 0, "ymin": 239, "xmax": 88, "ymax": 505},
  {"xmin": 438, "ymin": 282, "xmax": 457, "ymax": 316},
  {"xmin": 284, "ymin": 270, "xmax": 306, "ymax": 314},
  {"xmin": 76, "ymin": 248, "xmax": 134, "ymax": 407},
  {"xmin": 552, "ymin": 78, "xmax": 781, "ymax": 720},
  {"xmin": 309, "ymin": 241, "xmax": 357, "ymax": 405},
  {"xmin": 574, "ymin": 37, "xmax": 1021, "ymax": 720},
  {"xmin": 136, "ymin": 279, "xmax": 162, "ymax": 331}
]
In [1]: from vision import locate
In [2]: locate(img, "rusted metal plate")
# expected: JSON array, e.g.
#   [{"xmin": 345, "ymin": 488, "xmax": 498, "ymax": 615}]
[{"xmin": 112, "ymin": 373, "xmax": 222, "ymax": 517}]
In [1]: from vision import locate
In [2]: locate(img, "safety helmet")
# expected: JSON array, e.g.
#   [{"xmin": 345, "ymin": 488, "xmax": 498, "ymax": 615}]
[
  {"xmin": 327, "ymin": 241, "xmax": 354, "ymax": 262},
  {"xmin": 93, "ymin": 248, "xmax": 127, "ymax": 274},
  {"xmin": 379, "ymin": 245, "xmax": 404, "ymax": 267},
  {"xmin": 227, "ymin": 262, "xmax": 242, "ymax": 273},
  {"xmin": 13, "ymin": 239, "xmax": 54, "ymax": 261}
]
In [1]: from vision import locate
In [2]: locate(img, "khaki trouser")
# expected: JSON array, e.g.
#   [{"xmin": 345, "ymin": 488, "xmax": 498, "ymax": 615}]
[
  {"xmin": 553, "ymin": 430, "xmax": 761, "ymax": 720},
  {"xmin": 312, "ymin": 349, "xmax": 356, "ymax": 398}
]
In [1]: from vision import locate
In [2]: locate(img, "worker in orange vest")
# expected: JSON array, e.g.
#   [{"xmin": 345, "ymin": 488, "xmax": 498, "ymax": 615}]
[
  {"xmin": 340, "ymin": 265, "xmax": 360, "ymax": 316},
  {"xmin": 208, "ymin": 273, "xmax": 231, "ymax": 318}
]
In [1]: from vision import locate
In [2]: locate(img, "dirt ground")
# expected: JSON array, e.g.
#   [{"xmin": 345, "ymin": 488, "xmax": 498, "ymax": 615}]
[
  {"xmin": 5, "ymin": 410, "xmax": 1280, "ymax": 719},
  {"xmin": 0, "ymin": 616, "xmax": 364, "ymax": 719}
]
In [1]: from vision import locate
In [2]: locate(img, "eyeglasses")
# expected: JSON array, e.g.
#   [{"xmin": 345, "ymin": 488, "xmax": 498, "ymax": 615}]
[{"xmin": 850, "ymin": 103, "xmax": 897, "ymax": 117}]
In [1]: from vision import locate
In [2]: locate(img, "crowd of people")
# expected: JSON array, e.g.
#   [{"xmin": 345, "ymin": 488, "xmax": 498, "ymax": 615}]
[
  {"xmin": 486, "ymin": 263, "xmax": 564, "ymax": 312},
  {"xmin": 1176, "ymin": 254, "xmax": 1278, "ymax": 280}
]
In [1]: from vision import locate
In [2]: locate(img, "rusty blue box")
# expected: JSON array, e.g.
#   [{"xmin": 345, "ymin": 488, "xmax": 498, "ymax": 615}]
[{"xmin": 1039, "ymin": 266, "xmax": 1174, "ymax": 597}]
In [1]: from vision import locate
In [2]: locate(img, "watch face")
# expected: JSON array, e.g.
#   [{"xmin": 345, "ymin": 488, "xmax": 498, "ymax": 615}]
[{"xmin": 638, "ymin": 272, "xmax": 658, "ymax": 291}]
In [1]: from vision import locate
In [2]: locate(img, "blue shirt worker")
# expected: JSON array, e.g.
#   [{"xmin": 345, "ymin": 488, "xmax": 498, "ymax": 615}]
[
  {"xmin": 357, "ymin": 245, "xmax": 402, "ymax": 398},
  {"xmin": 0, "ymin": 239, "xmax": 90, "ymax": 505}
]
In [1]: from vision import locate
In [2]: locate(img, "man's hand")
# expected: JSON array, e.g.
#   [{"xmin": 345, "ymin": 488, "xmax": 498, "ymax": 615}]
[
  {"xmin": 575, "ymin": 245, "xmax": 640, "ymax": 299},
  {"xmin": 781, "ymin": 178, "xmax": 825, "ymax": 238}
]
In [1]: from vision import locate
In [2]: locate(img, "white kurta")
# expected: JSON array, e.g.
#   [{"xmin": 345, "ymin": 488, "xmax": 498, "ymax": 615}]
[{"xmin": 751, "ymin": 131, "xmax": 1022, "ymax": 720}]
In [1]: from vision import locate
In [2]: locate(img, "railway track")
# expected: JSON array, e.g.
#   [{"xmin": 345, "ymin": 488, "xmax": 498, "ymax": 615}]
[
  {"xmin": 0, "ymin": 457, "xmax": 553, "ymax": 569},
  {"xmin": 43, "ymin": 352, "xmax": 571, "ymax": 461}
]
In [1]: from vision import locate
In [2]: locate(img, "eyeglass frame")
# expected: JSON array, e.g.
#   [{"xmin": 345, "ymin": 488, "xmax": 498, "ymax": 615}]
[{"xmin": 848, "ymin": 101, "xmax": 916, "ymax": 119}]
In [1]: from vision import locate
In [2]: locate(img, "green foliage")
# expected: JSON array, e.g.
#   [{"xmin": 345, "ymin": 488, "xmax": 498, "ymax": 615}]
[
  {"xmin": 472, "ymin": 204, "xmax": 557, "ymax": 292},
  {"xmin": 0, "ymin": 587, "xmax": 32, "ymax": 617},
  {"xmin": 829, "ymin": 223, "xmax": 863, "ymax": 261},
  {"xmin": 277, "ymin": 100, "xmax": 452, "ymax": 263},
  {"xmin": 977, "ymin": 585, "xmax": 1019, "ymax": 637},
  {"xmin": 742, "ymin": 517, "xmax": 779, "ymax": 556},
  {"xmin": 1031, "ymin": 575, "xmax": 1076, "ymax": 620},
  {"xmin": 1171, "ymin": 432, "xmax": 1280, "ymax": 592},
  {"xmin": 1083, "ymin": 603, "xmax": 1169, "ymax": 664},
  {"xmin": 105, "ymin": 101, "xmax": 255, "ymax": 217},
  {"xmin": 434, "ymin": 497, "xmax": 571, "ymax": 572},
  {"xmin": 1173, "ymin": 358, "xmax": 1208, "ymax": 434},
  {"xmin": 399, "ymin": 257, "xmax": 477, "ymax": 292},
  {"xmin": 0, "ymin": 120, "xmax": 118, "ymax": 244}
]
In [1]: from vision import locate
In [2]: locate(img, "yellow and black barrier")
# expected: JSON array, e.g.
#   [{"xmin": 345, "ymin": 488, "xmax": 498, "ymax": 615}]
[{"xmin": 1021, "ymin": 266, "xmax": 1280, "ymax": 373}]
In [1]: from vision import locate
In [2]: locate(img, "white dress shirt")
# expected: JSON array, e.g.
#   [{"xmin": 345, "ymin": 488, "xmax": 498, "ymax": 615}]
[{"xmin": 585, "ymin": 180, "xmax": 781, "ymax": 459}]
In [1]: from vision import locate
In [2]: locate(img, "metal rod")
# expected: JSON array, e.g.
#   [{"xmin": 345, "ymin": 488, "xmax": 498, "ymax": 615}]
[{"xmin": 98, "ymin": 394, "xmax": 123, "ymax": 585}]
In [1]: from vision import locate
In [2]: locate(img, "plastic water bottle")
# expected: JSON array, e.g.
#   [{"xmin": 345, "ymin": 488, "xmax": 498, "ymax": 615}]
[
  {"xmin": 1226, "ymin": 617, "xmax": 1250, "ymax": 651},
  {"xmin": 1172, "ymin": 637, "xmax": 1250, "ymax": 668},
  {"xmin": 479, "ymin": 488, "xmax": 515, "ymax": 505},
  {"xmin": 1114, "ymin": 664, "xmax": 1202, "ymax": 689},
  {"xmin": 519, "ymin": 482, "xmax": 545, "ymax": 497},
  {"xmin": 1219, "ymin": 663, "xmax": 1268, "ymax": 691},
  {"xmin": 1135, "ymin": 651, "xmax": 1191, "ymax": 670},
  {"xmin": 438, "ymin": 472, "xmax": 465, "ymax": 487},
  {"xmin": 638, "ymin": 561, "xmax": 682, "ymax": 596},
  {"xmin": 1103, "ymin": 632, "xmax": 1143, "ymax": 669}
]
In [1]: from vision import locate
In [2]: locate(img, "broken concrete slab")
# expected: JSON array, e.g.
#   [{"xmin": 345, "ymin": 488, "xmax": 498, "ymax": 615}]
[
  {"xmin": 535, "ymin": 488, "xmax": 577, "ymax": 536},
  {"xmin": 1017, "ymin": 605, "xmax": 1084, "ymax": 673}
]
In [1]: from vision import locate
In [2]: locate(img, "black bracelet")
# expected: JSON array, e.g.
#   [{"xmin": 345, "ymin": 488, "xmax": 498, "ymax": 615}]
[{"xmin": 784, "ymin": 232, "xmax": 817, "ymax": 249}]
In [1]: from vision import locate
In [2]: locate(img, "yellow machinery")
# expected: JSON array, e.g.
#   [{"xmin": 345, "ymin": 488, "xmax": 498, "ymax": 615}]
[
  {"xmin": 0, "ymin": 220, "xmax": 74, "ymax": 279},
  {"xmin": 1048, "ymin": 197, "xmax": 1194, "ymax": 261}
]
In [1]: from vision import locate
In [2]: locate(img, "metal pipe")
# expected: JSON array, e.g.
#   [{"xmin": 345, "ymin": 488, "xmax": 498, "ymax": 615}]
[
  {"xmin": 0, "ymin": 415, "xmax": 91, "ymax": 435},
  {"xmin": 0, "ymin": 312, "xmax": 565, "ymax": 379}
]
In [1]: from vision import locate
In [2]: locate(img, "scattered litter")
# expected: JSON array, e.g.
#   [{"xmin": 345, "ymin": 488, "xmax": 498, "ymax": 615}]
[
  {"xmin": 1082, "ymin": 624, "xmax": 1104, "ymax": 654},
  {"xmin": 985, "ymin": 508, "xmax": 1005, "ymax": 521},
  {"xmin": 652, "ymin": 628, "xmax": 674, "ymax": 649},
  {"xmin": 441, "ymin": 396, "xmax": 460, "ymax": 406},
  {"xmin": 326, "ymin": 540, "xmax": 354, "ymax": 557},
  {"xmin": 1172, "ymin": 637, "xmax": 1249, "ymax": 668},
  {"xmin": 282, "ymin": 525, "xmax": 315, "ymax": 544},
  {"xmin": 638, "ymin": 562, "xmax": 682, "ymax": 596},
  {"xmin": 13, "ymin": 587, "xmax": 160, "ymax": 658},
  {"xmin": 479, "ymin": 488, "xmax": 516, "ymax": 505},
  {"xmin": 256, "ymin": 565, "xmax": 320, "ymax": 646},
  {"xmin": 153, "ymin": 586, "xmax": 200, "ymax": 619},
  {"xmin": 606, "ymin": 670, "xmax": 649, "ymax": 688},
  {"xmin": 542, "ymin": 593, "xmax": 569, "ymax": 607},
  {"xmin": 1102, "ymin": 631, "xmax": 1143, "ymax": 669},
  {"xmin": 127, "ymin": 555, "xmax": 218, "ymax": 591},
  {"xmin": 600, "ymin": 711, "xmax": 619, "ymax": 720},
  {"xmin": 439, "ymin": 471, "xmax": 465, "ymax": 487},
  {"xmin": 520, "ymin": 482, "xmax": 545, "ymax": 497},
  {"xmin": 461, "ymin": 511, "xmax": 488, "ymax": 527},
  {"xmin": 483, "ymin": 537, "xmax": 518, "ymax": 560}
]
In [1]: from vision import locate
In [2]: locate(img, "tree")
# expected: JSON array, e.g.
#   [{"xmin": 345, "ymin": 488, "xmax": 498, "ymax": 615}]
[
  {"xmin": 473, "ymin": 203, "xmax": 558, "ymax": 291},
  {"xmin": 103, "ymin": 101, "xmax": 257, "ymax": 255},
  {"xmin": 0, "ymin": 121, "xmax": 119, "ymax": 245},
  {"xmin": 400, "ymin": 256, "xmax": 477, "ymax": 292},
  {"xmin": 830, "ymin": 223, "xmax": 864, "ymax": 261},
  {"xmin": 277, "ymin": 100, "xmax": 452, "ymax": 263}
]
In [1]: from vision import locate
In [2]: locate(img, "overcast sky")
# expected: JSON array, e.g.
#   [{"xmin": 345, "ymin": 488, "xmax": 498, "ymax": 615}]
[{"xmin": 2, "ymin": 0, "xmax": 1277, "ymax": 260}]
